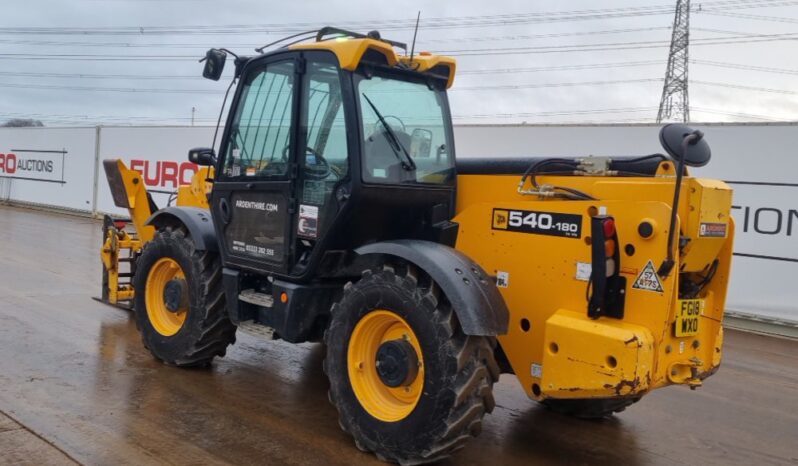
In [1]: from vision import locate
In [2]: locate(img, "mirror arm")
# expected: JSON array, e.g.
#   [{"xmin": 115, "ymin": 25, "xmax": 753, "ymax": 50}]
[{"xmin": 658, "ymin": 130, "xmax": 703, "ymax": 278}]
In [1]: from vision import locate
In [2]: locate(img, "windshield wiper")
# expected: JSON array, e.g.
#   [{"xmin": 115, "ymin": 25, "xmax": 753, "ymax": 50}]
[{"xmin": 362, "ymin": 93, "xmax": 416, "ymax": 171}]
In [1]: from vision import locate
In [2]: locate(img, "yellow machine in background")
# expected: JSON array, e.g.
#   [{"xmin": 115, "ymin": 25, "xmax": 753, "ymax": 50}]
[
  {"xmin": 99, "ymin": 159, "xmax": 211, "ymax": 307},
  {"xmin": 98, "ymin": 27, "xmax": 734, "ymax": 464}
]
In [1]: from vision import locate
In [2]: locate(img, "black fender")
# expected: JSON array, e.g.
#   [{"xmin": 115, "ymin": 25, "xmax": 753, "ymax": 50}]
[
  {"xmin": 355, "ymin": 240, "xmax": 509, "ymax": 336},
  {"xmin": 146, "ymin": 207, "xmax": 218, "ymax": 252}
]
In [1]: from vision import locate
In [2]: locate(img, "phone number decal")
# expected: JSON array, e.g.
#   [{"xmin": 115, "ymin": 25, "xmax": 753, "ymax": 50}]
[{"xmin": 492, "ymin": 208, "xmax": 582, "ymax": 238}]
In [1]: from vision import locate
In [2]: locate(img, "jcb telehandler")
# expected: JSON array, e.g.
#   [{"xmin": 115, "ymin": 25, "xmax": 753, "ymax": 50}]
[{"xmin": 99, "ymin": 27, "xmax": 734, "ymax": 464}]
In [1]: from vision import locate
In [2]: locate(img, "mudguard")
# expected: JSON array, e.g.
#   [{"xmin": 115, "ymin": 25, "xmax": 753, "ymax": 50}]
[
  {"xmin": 355, "ymin": 240, "xmax": 509, "ymax": 336},
  {"xmin": 146, "ymin": 207, "xmax": 218, "ymax": 252}
]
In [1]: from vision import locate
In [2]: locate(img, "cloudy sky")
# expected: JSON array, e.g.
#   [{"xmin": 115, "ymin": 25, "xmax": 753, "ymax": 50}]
[{"xmin": 1, "ymin": 0, "xmax": 797, "ymax": 126}]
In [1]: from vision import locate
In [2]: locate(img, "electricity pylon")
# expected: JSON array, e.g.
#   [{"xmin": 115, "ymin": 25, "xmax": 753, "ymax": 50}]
[{"xmin": 657, "ymin": 0, "xmax": 691, "ymax": 123}]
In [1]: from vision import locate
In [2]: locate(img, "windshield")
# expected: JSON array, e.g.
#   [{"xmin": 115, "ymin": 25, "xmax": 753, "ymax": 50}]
[{"xmin": 356, "ymin": 73, "xmax": 454, "ymax": 185}]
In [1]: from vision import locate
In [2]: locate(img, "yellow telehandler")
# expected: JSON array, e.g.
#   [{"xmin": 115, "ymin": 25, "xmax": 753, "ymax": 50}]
[{"xmin": 99, "ymin": 27, "xmax": 733, "ymax": 464}]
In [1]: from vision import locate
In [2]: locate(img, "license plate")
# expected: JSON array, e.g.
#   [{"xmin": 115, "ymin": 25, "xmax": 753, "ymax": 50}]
[{"xmin": 675, "ymin": 299, "xmax": 703, "ymax": 337}]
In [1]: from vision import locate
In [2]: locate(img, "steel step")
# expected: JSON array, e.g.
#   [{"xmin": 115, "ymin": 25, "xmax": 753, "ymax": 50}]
[
  {"xmin": 238, "ymin": 289, "xmax": 274, "ymax": 308},
  {"xmin": 237, "ymin": 320, "xmax": 276, "ymax": 340}
]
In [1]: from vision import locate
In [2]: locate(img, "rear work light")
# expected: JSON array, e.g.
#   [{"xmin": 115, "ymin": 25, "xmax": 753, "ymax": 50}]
[{"xmin": 587, "ymin": 215, "xmax": 626, "ymax": 319}]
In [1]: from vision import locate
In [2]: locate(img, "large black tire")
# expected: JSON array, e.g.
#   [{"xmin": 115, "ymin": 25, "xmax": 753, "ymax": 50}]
[
  {"xmin": 324, "ymin": 263, "xmax": 499, "ymax": 465},
  {"xmin": 133, "ymin": 226, "xmax": 236, "ymax": 367},
  {"xmin": 541, "ymin": 397, "xmax": 640, "ymax": 419}
]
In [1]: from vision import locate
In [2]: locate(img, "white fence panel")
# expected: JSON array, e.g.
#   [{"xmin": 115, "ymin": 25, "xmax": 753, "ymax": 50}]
[
  {"xmin": 95, "ymin": 126, "xmax": 216, "ymax": 216},
  {"xmin": 0, "ymin": 127, "xmax": 97, "ymax": 212},
  {"xmin": 1, "ymin": 123, "xmax": 795, "ymax": 323}
]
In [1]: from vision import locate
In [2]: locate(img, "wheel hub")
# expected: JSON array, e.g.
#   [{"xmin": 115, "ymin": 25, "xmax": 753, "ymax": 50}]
[
  {"xmin": 163, "ymin": 279, "xmax": 188, "ymax": 313},
  {"xmin": 376, "ymin": 339, "xmax": 419, "ymax": 388},
  {"xmin": 347, "ymin": 310, "xmax": 425, "ymax": 422},
  {"xmin": 145, "ymin": 257, "xmax": 188, "ymax": 336}
]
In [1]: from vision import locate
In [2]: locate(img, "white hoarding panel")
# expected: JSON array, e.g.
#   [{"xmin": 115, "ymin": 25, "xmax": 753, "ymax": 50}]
[
  {"xmin": 0, "ymin": 127, "xmax": 98, "ymax": 212},
  {"xmin": 2, "ymin": 123, "xmax": 795, "ymax": 323},
  {"xmin": 95, "ymin": 126, "xmax": 216, "ymax": 216}
]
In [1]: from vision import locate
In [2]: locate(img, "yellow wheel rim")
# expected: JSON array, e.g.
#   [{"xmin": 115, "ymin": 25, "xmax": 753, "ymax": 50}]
[
  {"xmin": 347, "ymin": 310, "xmax": 424, "ymax": 422},
  {"xmin": 145, "ymin": 257, "xmax": 188, "ymax": 336}
]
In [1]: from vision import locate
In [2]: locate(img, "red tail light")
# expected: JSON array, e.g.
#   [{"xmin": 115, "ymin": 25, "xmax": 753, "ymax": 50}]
[
  {"xmin": 588, "ymin": 215, "xmax": 626, "ymax": 319},
  {"xmin": 602, "ymin": 218, "xmax": 616, "ymax": 237}
]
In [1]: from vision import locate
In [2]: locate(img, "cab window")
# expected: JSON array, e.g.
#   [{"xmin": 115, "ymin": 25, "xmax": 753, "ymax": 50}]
[
  {"xmin": 222, "ymin": 61, "xmax": 295, "ymax": 179},
  {"xmin": 356, "ymin": 73, "xmax": 454, "ymax": 185},
  {"xmin": 297, "ymin": 59, "xmax": 349, "ymax": 241}
]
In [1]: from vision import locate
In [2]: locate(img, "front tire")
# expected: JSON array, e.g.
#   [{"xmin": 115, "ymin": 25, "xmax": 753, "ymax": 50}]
[
  {"xmin": 133, "ymin": 226, "xmax": 235, "ymax": 367},
  {"xmin": 324, "ymin": 263, "xmax": 499, "ymax": 465}
]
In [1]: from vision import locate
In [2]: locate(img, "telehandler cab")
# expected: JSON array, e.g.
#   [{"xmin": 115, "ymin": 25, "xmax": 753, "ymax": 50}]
[{"xmin": 99, "ymin": 27, "xmax": 734, "ymax": 464}]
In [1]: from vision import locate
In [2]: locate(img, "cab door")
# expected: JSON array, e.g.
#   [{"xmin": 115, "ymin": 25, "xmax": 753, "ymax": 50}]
[{"xmin": 211, "ymin": 57, "xmax": 299, "ymax": 274}]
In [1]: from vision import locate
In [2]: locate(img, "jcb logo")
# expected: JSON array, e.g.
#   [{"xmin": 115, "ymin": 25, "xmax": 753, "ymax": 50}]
[{"xmin": 493, "ymin": 210, "xmax": 508, "ymax": 229}]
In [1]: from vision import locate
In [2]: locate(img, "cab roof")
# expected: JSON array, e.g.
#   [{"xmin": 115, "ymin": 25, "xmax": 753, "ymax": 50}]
[{"xmin": 285, "ymin": 29, "xmax": 456, "ymax": 88}]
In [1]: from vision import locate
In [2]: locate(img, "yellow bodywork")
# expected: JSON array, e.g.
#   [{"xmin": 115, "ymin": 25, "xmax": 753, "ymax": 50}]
[
  {"xmin": 289, "ymin": 37, "xmax": 456, "ymax": 88},
  {"xmin": 454, "ymin": 164, "xmax": 733, "ymax": 401}
]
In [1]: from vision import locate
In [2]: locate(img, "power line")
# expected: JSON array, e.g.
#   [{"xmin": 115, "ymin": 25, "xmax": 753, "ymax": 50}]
[
  {"xmin": 1, "ymin": 31, "xmax": 796, "ymax": 62},
  {"xmin": 441, "ymin": 31, "xmax": 798, "ymax": 56},
  {"xmin": 692, "ymin": 59, "xmax": 798, "ymax": 75},
  {"xmin": 0, "ymin": 27, "xmax": 674, "ymax": 49},
  {"xmin": 453, "ymin": 107, "xmax": 658, "ymax": 119},
  {"xmin": 2, "ymin": 77, "xmax": 793, "ymax": 97},
  {"xmin": 690, "ymin": 107, "xmax": 787, "ymax": 121},
  {"xmin": 693, "ymin": 79, "xmax": 798, "ymax": 95},
  {"xmin": 0, "ymin": 0, "xmax": 794, "ymax": 36},
  {"xmin": 2, "ymin": 59, "xmax": 793, "ymax": 81},
  {"xmin": 699, "ymin": 10, "xmax": 798, "ymax": 23},
  {"xmin": 0, "ymin": 53, "xmax": 198, "ymax": 61},
  {"xmin": 0, "ymin": 82, "xmax": 219, "ymax": 94},
  {"xmin": 458, "ymin": 60, "xmax": 663, "ymax": 75},
  {"xmin": 454, "ymin": 78, "xmax": 662, "ymax": 91},
  {"xmin": 0, "ymin": 71, "xmax": 201, "ymax": 80},
  {"xmin": 0, "ymin": 59, "xmax": 795, "ymax": 81}
]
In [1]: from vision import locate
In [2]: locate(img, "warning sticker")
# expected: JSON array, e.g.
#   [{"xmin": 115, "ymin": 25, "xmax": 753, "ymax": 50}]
[
  {"xmin": 632, "ymin": 260, "xmax": 664, "ymax": 292},
  {"xmin": 496, "ymin": 271, "xmax": 509, "ymax": 288},
  {"xmin": 699, "ymin": 222, "xmax": 727, "ymax": 238},
  {"xmin": 575, "ymin": 262, "xmax": 591, "ymax": 282},
  {"xmin": 297, "ymin": 204, "xmax": 319, "ymax": 239}
]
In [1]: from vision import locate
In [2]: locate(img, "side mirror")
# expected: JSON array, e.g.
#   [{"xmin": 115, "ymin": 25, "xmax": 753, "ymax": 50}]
[
  {"xmin": 188, "ymin": 147, "xmax": 217, "ymax": 166},
  {"xmin": 410, "ymin": 128, "xmax": 432, "ymax": 158},
  {"xmin": 659, "ymin": 124, "xmax": 711, "ymax": 167},
  {"xmin": 201, "ymin": 49, "xmax": 227, "ymax": 81}
]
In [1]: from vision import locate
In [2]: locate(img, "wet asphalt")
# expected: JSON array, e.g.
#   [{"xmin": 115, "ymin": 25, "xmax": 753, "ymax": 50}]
[{"xmin": 0, "ymin": 205, "xmax": 796, "ymax": 466}]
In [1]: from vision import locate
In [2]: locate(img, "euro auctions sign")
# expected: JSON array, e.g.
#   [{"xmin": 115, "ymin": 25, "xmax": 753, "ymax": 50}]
[
  {"xmin": 0, "ymin": 149, "xmax": 66, "ymax": 183},
  {"xmin": 128, "ymin": 159, "xmax": 200, "ymax": 189}
]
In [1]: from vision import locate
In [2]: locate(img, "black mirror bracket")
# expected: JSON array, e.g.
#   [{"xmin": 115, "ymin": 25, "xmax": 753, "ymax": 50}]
[
  {"xmin": 188, "ymin": 147, "xmax": 217, "ymax": 167},
  {"xmin": 658, "ymin": 128, "xmax": 705, "ymax": 278}
]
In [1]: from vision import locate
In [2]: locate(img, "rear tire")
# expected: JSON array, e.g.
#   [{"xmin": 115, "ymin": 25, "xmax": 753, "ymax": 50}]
[
  {"xmin": 541, "ymin": 397, "xmax": 640, "ymax": 419},
  {"xmin": 324, "ymin": 263, "xmax": 499, "ymax": 465},
  {"xmin": 133, "ymin": 226, "xmax": 235, "ymax": 367}
]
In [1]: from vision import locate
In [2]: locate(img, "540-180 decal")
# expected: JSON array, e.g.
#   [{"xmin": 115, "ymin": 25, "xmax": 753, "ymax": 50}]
[{"xmin": 492, "ymin": 208, "xmax": 583, "ymax": 238}]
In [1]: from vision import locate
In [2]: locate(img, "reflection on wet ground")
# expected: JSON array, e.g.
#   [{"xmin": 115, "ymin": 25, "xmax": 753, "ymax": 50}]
[{"xmin": 1, "ymin": 206, "xmax": 796, "ymax": 465}]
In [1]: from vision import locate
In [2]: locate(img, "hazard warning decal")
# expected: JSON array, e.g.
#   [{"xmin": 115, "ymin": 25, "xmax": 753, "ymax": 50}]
[{"xmin": 632, "ymin": 260, "xmax": 664, "ymax": 292}]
